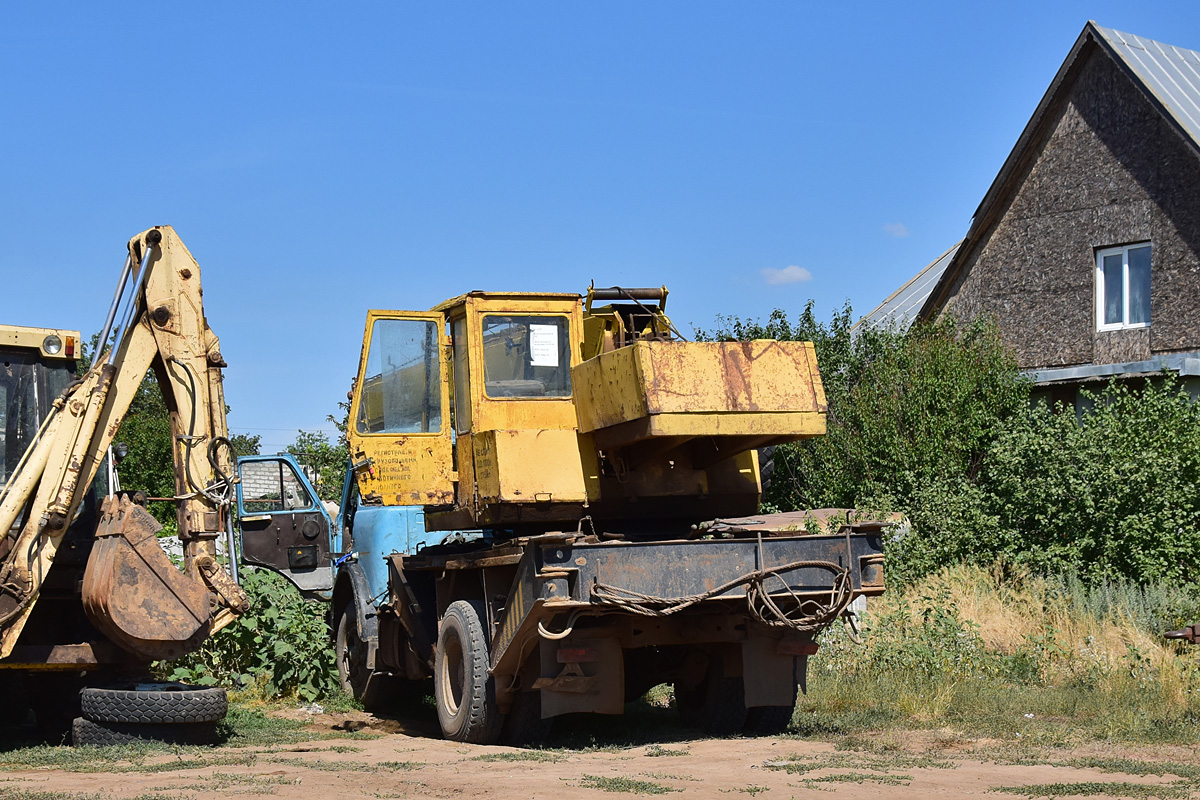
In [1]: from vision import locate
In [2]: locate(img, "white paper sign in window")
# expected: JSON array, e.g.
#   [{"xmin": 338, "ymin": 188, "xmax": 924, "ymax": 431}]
[{"xmin": 529, "ymin": 324, "xmax": 559, "ymax": 367}]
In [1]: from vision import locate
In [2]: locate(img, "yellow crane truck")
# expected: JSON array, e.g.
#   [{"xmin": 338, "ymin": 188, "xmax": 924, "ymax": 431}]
[
  {"xmin": 0, "ymin": 227, "xmax": 248, "ymax": 744},
  {"xmin": 242, "ymin": 286, "xmax": 886, "ymax": 744}
]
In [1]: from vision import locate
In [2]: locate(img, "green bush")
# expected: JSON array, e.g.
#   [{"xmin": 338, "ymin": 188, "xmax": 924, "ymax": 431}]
[
  {"xmin": 702, "ymin": 305, "xmax": 1200, "ymax": 590},
  {"xmin": 162, "ymin": 569, "xmax": 338, "ymax": 702},
  {"xmin": 982, "ymin": 377, "xmax": 1200, "ymax": 585}
]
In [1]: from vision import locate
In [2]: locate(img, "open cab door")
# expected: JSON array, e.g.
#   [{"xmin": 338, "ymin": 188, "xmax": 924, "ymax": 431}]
[
  {"xmin": 236, "ymin": 454, "xmax": 336, "ymax": 595},
  {"xmin": 348, "ymin": 311, "xmax": 454, "ymax": 506}
]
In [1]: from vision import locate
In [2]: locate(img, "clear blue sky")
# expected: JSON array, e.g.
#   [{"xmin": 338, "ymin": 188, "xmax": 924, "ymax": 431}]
[{"xmin": 3, "ymin": 2, "xmax": 1197, "ymax": 453}]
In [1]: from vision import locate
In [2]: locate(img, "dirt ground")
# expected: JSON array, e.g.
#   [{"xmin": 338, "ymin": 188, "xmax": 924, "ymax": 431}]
[{"xmin": 4, "ymin": 708, "xmax": 1198, "ymax": 800}]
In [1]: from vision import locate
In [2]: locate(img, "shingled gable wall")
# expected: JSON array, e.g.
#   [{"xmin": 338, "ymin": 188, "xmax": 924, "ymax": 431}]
[{"xmin": 939, "ymin": 42, "xmax": 1200, "ymax": 371}]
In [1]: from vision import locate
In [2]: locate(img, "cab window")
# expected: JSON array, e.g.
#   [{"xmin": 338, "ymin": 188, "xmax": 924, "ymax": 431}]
[
  {"xmin": 356, "ymin": 319, "xmax": 443, "ymax": 434},
  {"xmin": 241, "ymin": 460, "xmax": 313, "ymax": 513},
  {"xmin": 0, "ymin": 352, "xmax": 74, "ymax": 484},
  {"xmin": 480, "ymin": 315, "xmax": 572, "ymax": 398}
]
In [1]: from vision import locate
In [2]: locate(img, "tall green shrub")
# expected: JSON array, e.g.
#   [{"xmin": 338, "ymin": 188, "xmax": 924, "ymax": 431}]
[
  {"xmin": 983, "ymin": 377, "xmax": 1200, "ymax": 585},
  {"xmin": 163, "ymin": 569, "xmax": 338, "ymax": 702}
]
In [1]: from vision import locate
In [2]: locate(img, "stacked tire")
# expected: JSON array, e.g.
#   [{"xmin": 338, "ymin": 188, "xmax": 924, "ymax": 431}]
[{"xmin": 72, "ymin": 683, "xmax": 226, "ymax": 746}]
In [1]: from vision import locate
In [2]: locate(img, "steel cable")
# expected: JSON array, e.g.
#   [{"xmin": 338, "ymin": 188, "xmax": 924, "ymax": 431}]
[{"xmin": 589, "ymin": 559, "xmax": 854, "ymax": 633}]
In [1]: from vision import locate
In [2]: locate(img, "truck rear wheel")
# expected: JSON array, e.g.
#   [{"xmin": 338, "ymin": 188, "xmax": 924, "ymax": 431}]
[
  {"xmin": 435, "ymin": 600, "xmax": 501, "ymax": 743},
  {"xmin": 745, "ymin": 703, "xmax": 794, "ymax": 734},
  {"xmin": 678, "ymin": 656, "xmax": 747, "ymax": 736},
  {"xmin": 336, "ymin": 603, "xmax": 394, "ymax": 711},
  {"xmin": 500, "ymin": 689, "xmax": 551, "ymax": 746}
]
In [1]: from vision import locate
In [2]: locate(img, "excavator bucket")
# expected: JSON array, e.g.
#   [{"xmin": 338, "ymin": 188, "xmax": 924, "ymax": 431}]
[{"xmin": 82, "ymin": 496, "xmax": 213, "ymax": 661}]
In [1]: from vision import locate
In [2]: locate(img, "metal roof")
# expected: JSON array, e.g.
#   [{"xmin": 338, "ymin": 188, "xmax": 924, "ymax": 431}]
[
  {"xmin": 1026, "ymin": 351, "xmax": 1200, "ymax": 385},
  {"xmin": 1094, "ymin": 25, "xmax": 1200, "ymax": 150},
  {"xmin": 855, "ymin": 241, "xmax": 961, "ymax": 332}
]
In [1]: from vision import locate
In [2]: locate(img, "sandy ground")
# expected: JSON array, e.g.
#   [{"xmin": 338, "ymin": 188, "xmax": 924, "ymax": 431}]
[{"xmin": 3, "ymin": 709, "xmax": 1198, "ymax": 800}]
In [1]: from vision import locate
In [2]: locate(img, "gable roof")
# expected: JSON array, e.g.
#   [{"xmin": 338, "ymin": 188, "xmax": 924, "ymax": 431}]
[
  {"xmin": 918, "ymin": 22, "xmax": 1200, "ymax": 320},
  {"xmin": 855, "ymin": 240, "xmax": 961, "ymax": 332}
]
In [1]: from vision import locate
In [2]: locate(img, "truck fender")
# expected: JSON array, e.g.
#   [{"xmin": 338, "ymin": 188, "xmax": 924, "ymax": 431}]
[{"xmin": 333, "ymin": 562, "xmax": 380, "ymax": 671}]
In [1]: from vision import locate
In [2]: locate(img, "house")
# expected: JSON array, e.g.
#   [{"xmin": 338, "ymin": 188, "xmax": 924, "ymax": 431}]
[{"xmin": 886, "ymin": 23, "xmax": 1200, "ymax": 407}]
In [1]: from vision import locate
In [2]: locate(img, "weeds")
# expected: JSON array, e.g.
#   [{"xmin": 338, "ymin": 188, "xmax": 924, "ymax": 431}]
[
  {"xmin": 578, "ymin": 775, "xmax": 680, "ymax": 794},
  {"xmin": 162, "ymin": 569, "xmax": 337, "ymax": 702},
  {"xmin": 264, "ymin": 756, "xmax": 420, "ymax": 773},
  {"xmin": 795, "ymin": 772, "xmax": 913, "ymax": 786},
  {"xmin": 1054, "ymin": 758, "xmax": 1200, "ymax": 780},
  {"xmin": 169, "ymin": 772, "xmax": 300, "ymax": 794},
  {"xmin": 265, "ymin": 757, "xmax": 375, "ymax": 772},
  {"xmin": 0, "ymin": 746, "xmax": 257, "ymax": 774},
  {"xmin": 990, "ymin": 781, "xmax": 1192, "ymax": 798},
  {"xmin": 643, "ymin": 745, "xmax": 688, "ymax": 757},
  {"xmin": 471, "ymin": 751, "xmax": 567, "ymax": 763},
  {"xmin": 762, "ymin": 751, "xmax": 954, "ymax": 775}
]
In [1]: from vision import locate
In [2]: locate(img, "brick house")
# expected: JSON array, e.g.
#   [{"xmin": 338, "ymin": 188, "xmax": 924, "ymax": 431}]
[{"xmin": 897, "ymin": 22, "xmax": 1200, "ymax": 407}]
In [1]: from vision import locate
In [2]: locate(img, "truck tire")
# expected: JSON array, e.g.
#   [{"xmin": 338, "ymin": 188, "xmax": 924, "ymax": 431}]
[
  {"xmin": 745, "ymin": 703, "xmax": 794, "ymax": 734},
  {"xmin": 500, "ymin": 689, "xmax": 552, "ymax": 746},
  {"xmin": 435, "ymin": 600, "xmax": 501, "ymax": 743},
  {"xmin": 683, "ymin": 657, "xmax": 747, "ymax": 736},
  {"xmin": 80, "ymin": 683, "xmax": 227, "ymax": 725},
  {"xmin": 72, "ymin": 716, "xmax": 219, "ymax": 747},
  {"xmin": 336, "ymin": 603, "xmax": 394, "ymax": 712}
]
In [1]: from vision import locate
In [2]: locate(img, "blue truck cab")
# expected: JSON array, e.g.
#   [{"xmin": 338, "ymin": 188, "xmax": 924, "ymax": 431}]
[
  {"xmin": 235, "ymin": 452, "xmax": 451, "ymax": 595},
  {"xmin": 235, "ymin": 453, "xmax": 459, "ymax": 700}
]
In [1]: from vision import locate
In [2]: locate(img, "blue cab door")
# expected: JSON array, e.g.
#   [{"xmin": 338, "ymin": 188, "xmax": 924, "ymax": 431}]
[{"xmin": 236, "ymin": 454, "xmax": 336, "ymax": 595}]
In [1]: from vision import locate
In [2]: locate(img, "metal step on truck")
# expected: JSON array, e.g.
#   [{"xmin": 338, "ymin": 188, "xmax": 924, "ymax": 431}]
[{"xmin": 238, "ymin": 286, "xmax": 887, "ymax": 745}]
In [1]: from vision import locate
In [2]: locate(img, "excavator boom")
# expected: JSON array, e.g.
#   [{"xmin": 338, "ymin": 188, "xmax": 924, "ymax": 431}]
[{"xmin": 0, "ymin": 226, "xmax": 247, "ymax": 665}]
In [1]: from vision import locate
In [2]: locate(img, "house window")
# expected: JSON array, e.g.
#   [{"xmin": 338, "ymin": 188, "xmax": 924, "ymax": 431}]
[{"xmin": 1096, "ymin": 243, "xmax": 1151, "ymax": 330}]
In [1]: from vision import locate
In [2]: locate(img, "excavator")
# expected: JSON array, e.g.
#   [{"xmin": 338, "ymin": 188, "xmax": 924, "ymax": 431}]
[{"xmin": 0, "ymin": 227, "xmax": 248, "ymax": 744}]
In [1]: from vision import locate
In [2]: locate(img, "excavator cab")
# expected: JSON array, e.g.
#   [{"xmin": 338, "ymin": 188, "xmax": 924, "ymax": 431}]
[{"xmin": 0, "ymin": 327, "xmax": 79, "ymax": 491}]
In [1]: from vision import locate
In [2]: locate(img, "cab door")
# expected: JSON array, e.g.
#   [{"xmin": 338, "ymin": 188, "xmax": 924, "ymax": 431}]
[
  {"xmin": 236, "ymin": 455, "xmax": 335, "ymax": 594},
  {"xmin": 348, "ymin": 311, "xmax": 455, "ymax": 506}
]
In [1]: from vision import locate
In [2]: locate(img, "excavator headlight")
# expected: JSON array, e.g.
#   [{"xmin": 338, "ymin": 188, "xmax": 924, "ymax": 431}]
[{"xmin": 42, "ymin": 334, "xmax": 62, "ymax": 355}]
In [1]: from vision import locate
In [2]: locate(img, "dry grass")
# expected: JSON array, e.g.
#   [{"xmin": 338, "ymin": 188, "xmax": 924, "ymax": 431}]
[
  {"xmin": 800, "ymin": 564, "xmax": 1200, "ymax": 744},
  {"xmin": 914, "ymin": 565, "xmax": 1198, "ymax": 703}
]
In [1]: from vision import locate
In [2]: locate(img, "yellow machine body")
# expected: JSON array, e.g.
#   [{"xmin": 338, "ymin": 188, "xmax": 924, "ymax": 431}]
[{"xmin": 347, "ymin": 288, "xmax": 827, "ymax": 532}]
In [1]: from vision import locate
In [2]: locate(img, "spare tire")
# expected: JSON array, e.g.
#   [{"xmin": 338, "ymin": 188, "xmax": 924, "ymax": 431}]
[
  {"xmin": 80, "ymin": 683, "xmax": 227, "ymax": 725},
  {"xmin": 72, "ymin": 716, "xmax": 219, "ymax": 747}
]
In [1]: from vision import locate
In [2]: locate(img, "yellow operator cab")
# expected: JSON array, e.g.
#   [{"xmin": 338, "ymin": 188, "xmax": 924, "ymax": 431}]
[{"xmin": 0, "ymin": 325, "xmax": 81, "ymax": 487}]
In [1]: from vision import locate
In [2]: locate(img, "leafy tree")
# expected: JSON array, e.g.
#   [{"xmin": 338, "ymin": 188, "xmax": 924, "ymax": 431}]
[
  {"xmin": 287, "ymin": 427, "xmax": 348, "ymax": 504},
  {"xmin": 230, "ymin": 432, "xmax": 261, "ymax": 458}
]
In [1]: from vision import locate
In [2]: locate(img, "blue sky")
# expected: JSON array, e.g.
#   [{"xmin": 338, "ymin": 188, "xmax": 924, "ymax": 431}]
[{"xmin": 3, "ymin": 2, "xmax": 1198, "ymax": 452}]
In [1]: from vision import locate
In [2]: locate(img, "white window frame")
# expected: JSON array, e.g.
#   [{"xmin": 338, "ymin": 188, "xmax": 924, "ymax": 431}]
[{"xmin": 1095, "ymin": 243, "xmax": 1151, "ymax": 332}]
